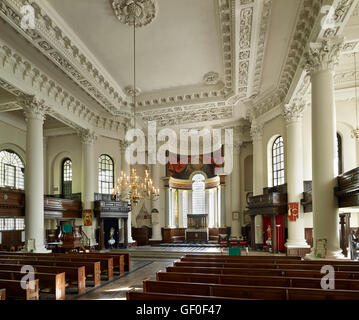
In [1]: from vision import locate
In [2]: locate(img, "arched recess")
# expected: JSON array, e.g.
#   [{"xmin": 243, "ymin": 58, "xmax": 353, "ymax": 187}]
[
  {"xmin": 50, "ymin": 151, "xmax": 75, "ymax": 195},
  {"xmin": 266, "ymin": 134, "xmax": 281, "ymax": 188}
]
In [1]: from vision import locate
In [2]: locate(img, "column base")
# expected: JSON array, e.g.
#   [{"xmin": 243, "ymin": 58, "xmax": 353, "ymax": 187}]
[
  {"xmin": 149, "ymin": 239, "xmax": 162, "ymax": 245},
  {"xmin": 24, "ymin": 240, "xmax": 51, "ymax": 253},
  {"xmin": 304, "ymin": 249, "xmax": 347, "ymax": 261}
]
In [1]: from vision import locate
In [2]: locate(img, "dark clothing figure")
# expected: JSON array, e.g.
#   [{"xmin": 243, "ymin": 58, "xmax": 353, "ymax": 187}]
[{"xmin": 349, "ymin": 232, "xmax": 359, "ymax": 260}]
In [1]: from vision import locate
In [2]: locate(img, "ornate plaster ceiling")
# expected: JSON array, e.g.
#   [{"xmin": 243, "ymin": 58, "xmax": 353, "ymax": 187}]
[{"xmin": 0, "ymin": 0, "xmax": 343, "ymax": 130}]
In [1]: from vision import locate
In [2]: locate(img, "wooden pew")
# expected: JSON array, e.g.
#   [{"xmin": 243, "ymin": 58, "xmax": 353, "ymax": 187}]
[
  {"xmin": 0, "ymin": 255, "xmax": 113, "ymax": 281},
  {"xmin": 0, "ymin": 258, "xmax": 101, "ymax": 287},
  {"xmin": 184, "ymin": 254, "xmax": 302, "ymax": 260},
  {"xmin": 156, "ymin": 271, "xmax": 359, "ymax": 290},
  {"xmin": 0, "ymin": 288, "xmax": 5, "ymax": 300},
  {"xmin": 126, "ymin": 289, "xmax": 249, "ymax": 300},
  {"xmin": 79, "ymin": 252, "xmax": 130, "ymax": 272},
  {"xmin": 174, "ymin": 260, "xmax": 359, "ymax": 272},
  {"xmin": 0, "ymin": 263, "xmax": 86, "ymax": 293},
  {"xmin": 0, "ymin": 279, "xmax": 39, "ymax": 300},
  {"xmin": 143, "ymin": 279, "xmax": 359, "ymax": 300},
  {"xmin": 0, "ymin": 251, "xmax": 127, "ymax": 274},
  {"xmin": 182, "ymin": 256, "xmax": 359, "ymax": 265},
  {"xmin": 166, "ymin": 266, "xmax": 359, "ymax": 280},
  {"xmin": 0, "ymin": 270, "xmax": 65, "ymax": 300}
]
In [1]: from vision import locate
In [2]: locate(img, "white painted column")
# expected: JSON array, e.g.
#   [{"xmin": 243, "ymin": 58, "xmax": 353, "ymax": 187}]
[
  {"xmin": 150, "ymin": 163, "xmax": 163, "ymax": 241},
  {"xmin": 251, "ymin": 121, "xmax": 264, "ymax": 246},
  {"xmin": 80, "ymin": 129, "xmax": 97, "ymax": 247},
  {"xmin": 231, "ymin": 147, "xmax": 241, "ymax": 239},
  {"xmin": 119, "ymin": 140, "xmax": 135, "ymax": 244},
  {"xmin": 214, "ymin": 187, "xmax": 219, "ymax": 228},
  {"xmin": 178, "ymin": 189, "xmax": 184, "ymax": 228},
  {"xmin": 283, "ymin": 102, "xmax": 310, "ymax": 250},
  {"xmin": 305, "ymin": 38, "xmax": 344, "ymax": 259},
  {"xmin": 356, "ymin": 139, "xmax": 359, "ymax": 167},
  {"xmin": 220, "ymin": 178, "xmax": 226, "ymax": 227},
  {"xmin": 188, "ymin": 190, "xmax": 192, "ymax": 215},
  {"xmin": 22, "ymin": 96, "xmax": 49, "ymax": 253}
]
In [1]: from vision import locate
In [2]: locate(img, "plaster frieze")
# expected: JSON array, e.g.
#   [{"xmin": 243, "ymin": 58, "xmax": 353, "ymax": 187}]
[
  {"xmin": 304, "ymin": 38, "xmax": 344, "ymax": 75},
  {"xmin": 251, "ymin": 0, "xmax": 272, "ymax": 97},
  {"xmin": 137, "ymin": 103, "xmax": 233, "ymax": 127},
  {"xmin": 0, "ymin": 0, "xmax": 130, "ymax": 116}
]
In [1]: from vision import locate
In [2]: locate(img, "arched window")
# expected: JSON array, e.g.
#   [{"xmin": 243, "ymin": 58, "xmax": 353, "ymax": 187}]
[
  {"xmin": 192, "ymin": 173, "xmax": 206, "ymax": 214},
  {"xmin": 336, "ymin": 133, "xmax": 343, "ymax": 175},
  {"xmin": 62, "ymin": 158, "xmax": 72, "ymax": 198},
  {"xmin": 272, "ymin": 136, "xmax": 284, "ymax": 187},
  {"xmin": 0, "ymin": 150, "xmax": 24, "ymax": 190},
  {"xmin": 98, "ymin": 154, "xmax": 114, "ymax": 194}
]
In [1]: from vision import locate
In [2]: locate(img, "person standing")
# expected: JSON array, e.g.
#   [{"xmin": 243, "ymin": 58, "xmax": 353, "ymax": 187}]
[{"xmin": 349, "ymin": 230, "xmax": 359, "ymax": 260}]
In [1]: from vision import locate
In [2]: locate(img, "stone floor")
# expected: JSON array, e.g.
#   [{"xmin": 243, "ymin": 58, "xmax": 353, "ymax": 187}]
[{"xmin": 76, "ymin": 258, "xmax": 176, "ymax": 300}]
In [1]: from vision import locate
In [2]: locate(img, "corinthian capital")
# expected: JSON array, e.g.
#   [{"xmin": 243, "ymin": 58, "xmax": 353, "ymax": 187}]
[
  {"xmin": 78, "ymin": 129, "xmax": 97, "ymax": 145},
  {"xmin": 250, "ymin": 121, "xmax": 263, "ymax": 142},
  {"xmin": 119, "ymin": 139, "xmax": 130, "ymax": 152},
  {"xmin": 304, "ymin": 37, "xmax": 344, "ymax": 75},
  {"xmin": 18, "ymin": 94, "xmax": 48, "ymax": 122},
  {"xmin": 282, "ymin": 101, "xmax": 306, "ymax": 124}
]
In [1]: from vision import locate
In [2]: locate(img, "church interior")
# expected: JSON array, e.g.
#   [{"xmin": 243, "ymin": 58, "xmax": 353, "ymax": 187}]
[{"xmin": 1, "ymin": 0, "xmax": 359, "ymax": 301}]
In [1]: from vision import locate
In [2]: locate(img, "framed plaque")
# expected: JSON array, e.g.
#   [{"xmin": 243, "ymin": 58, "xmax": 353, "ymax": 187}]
[{"xmin": 232, "ymin": 212, "xmax": 240, "ymax": 220}]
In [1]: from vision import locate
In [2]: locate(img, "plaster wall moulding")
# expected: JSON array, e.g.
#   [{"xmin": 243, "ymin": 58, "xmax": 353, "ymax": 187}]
[{"xmin": 111, "ymin": 0, "xmax": 158, "ymax": 28}]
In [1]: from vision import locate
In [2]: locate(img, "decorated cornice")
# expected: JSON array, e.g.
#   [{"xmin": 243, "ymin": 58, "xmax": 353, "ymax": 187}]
[
  {"xmin": 0, "ymin": 0, "xmax": 131, "ymax": 116},
  {"xmin": 0, "ymin": 41, "xmax": 127, "ymax": 134},
  {"xmin": 251, "ymin": 0, "xmax": 272, "ymax": 97},
  {"xmin": 304, "ymin": 38, "xmax": 344, "ymax": 75},
  {"xmin": 137, "ymin": 103, "xmax": 233, "ymax": 127},
  {"xmin": 18, "ymin": 93, "xmax": 49, "ymax": 122},
  {"xmin": 282, "ymin": 100, "xmax": 306, "ymax": 124}
]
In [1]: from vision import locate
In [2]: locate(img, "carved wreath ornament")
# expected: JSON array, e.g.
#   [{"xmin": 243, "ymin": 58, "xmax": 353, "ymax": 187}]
[{"xmin": 111, "ymin": 0, "xmax": 158, "ymax": 27}]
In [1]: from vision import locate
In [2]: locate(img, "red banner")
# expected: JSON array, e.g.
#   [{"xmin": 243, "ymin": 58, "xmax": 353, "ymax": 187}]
[{"xmin": 288, "ymin": 202, "xmax": 299, "ymax": 222}]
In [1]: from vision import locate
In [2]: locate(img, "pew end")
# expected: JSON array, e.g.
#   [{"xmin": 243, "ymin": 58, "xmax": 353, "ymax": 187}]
[{"xmin": 0, "ymin": 288, "xmax": 5, "ymax": 300}]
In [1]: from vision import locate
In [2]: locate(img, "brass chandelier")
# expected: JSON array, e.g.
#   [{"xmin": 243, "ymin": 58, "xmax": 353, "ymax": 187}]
[{"xmin": 112, "ymin": 1, "xmax": 159, "ymax": 205}]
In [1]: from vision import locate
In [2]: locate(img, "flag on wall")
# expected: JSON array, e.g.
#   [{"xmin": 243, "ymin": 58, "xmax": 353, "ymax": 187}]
[{"xmin": 288, "ymin": 202, "xmax": 299, "ymax": 222}]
